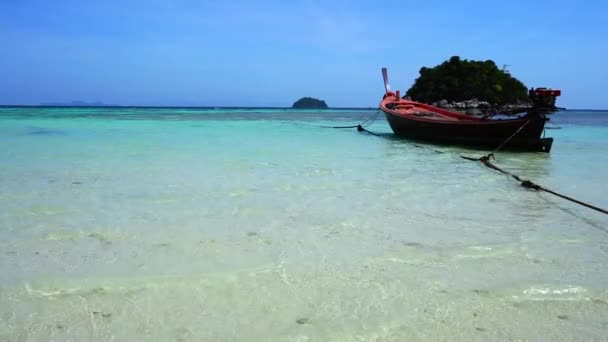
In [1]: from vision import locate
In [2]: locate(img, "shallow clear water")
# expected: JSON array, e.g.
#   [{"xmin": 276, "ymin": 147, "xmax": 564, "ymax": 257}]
[{"xmin": 1, "ymin": 107, "xmax": 607, "ymax": 341}]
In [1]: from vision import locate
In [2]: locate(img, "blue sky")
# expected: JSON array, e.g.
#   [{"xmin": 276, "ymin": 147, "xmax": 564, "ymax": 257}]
[{"xmin": 1, "ymin": 0, "xmax": 607, "ymax": 108}]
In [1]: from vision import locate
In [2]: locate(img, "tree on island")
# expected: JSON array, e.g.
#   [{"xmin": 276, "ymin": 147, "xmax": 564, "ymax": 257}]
[
  {"xmin": 292, "ymin": 97, "xmax": 328, "ymax": 109},
  {"xmin": 405, "ymin": 56, "xmax": 529, "ymax": 105}
]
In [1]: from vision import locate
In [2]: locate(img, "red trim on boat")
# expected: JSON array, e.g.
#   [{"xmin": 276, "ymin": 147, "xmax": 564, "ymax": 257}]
[{"xmin": 380, "ymin": 93, "xmax": 498, "ymax": 124}]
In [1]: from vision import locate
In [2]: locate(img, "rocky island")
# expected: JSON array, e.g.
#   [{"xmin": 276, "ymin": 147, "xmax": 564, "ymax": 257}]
[
  {"xmin": 405, "ymin": 56, "xmax": 532, "ymax": 116},
  {"xmin": 292, "ymin": 97, "xmax": 328, "ymax": 109}
]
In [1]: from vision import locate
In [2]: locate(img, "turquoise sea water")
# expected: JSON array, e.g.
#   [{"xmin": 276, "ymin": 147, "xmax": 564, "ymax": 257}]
[{"xmin": 1, "ymin": 107, "xmax": 607, "ymax": 341}]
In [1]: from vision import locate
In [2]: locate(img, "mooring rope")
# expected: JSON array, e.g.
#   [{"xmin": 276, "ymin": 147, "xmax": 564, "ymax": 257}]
[
  {"xmin": 324, "ymin": 107, "xmax": 605, "ymax": 214},
  {"xmin": 356, "ymin": 125, "xmax": 381, "ymax": 136},
  {"xmin": 360, "ymin": 109, "xmax": 381, "ymax": 128},
  {"xmin": 357, "ymin": 118, "xmax": 447, "ymax": 155},
  {"xmin": 323, "ymin": 109, "xmax": 446, "ymax": 153},
  {"xmin": 320, "ymin": 109, "xmax": 381, "ymax": 129},
  {"xmin": 461, "ymin": 120, "xmax": 608, "ymax": 215},
  {"xmin": 482, "ymin": 119, "xmax": 531, "ymax": 160},
  {"xmin": 463, "ymin": 155, "xmax": 608, "ymax": 215}
]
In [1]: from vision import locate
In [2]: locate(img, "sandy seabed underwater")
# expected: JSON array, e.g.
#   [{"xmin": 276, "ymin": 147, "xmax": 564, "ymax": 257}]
[{"xmin": 1, "ymin": 107, "xmax": 607, "ymax": 341}]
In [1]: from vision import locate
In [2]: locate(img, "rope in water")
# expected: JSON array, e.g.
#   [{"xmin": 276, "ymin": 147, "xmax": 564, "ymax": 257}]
[
  {"xmin": 357, "ymin": 124, "xmax": 445, "ymax": 153},
  {"xmin": 356, "ymin": 124, "xmax": 380, "ymax": 136},
  {"xmin": 461, "ymin": 120, "xmax": 608, "ymax": 215},
  {"xmin": 323, "ymin": 109, "xmax": 606, "ymax": 214},
  {"xmin": 321, "ymin": 108, "xmax": 445, "ymax": 153},
  {"xmin": 485, "ymin": 119, "xmax": 531, "ymax": 159},
  {"xmin": 461, "ymin": 154, "xmax": 608, "ymax": 215},
  {"xmin": 320, "ymin": 109, "xmax": 381, "ymax": 129}
]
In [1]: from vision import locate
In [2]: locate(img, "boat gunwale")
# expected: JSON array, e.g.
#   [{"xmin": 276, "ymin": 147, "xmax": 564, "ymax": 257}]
[{"xmin": 380, "ymin": 96, "xmax": 531, "ymax": 126}]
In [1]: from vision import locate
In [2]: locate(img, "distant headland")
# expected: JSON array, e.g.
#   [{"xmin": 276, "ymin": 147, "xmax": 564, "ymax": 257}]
[
  {"xmin": 292, "ymin": 97, "xmax": 328, "ymax": 109},
  {"xmin": 40, "ymin": 101, "xmax": 118, "ymax": 107}
]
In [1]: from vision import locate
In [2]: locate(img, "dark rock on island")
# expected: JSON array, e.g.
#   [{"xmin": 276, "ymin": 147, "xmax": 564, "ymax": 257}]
[
  {"xmin": 429, "ymin": 98, "xmax": 533, "ymax": 117},
  {"xmin": 292, "ymin": 97, "xmax": 328, "ymax": 109}
]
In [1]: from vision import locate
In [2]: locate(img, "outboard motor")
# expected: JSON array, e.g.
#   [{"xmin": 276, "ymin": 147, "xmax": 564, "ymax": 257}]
[{"xmin": 528, "ymin": 88, "xmax": 562, "ymax": 115}]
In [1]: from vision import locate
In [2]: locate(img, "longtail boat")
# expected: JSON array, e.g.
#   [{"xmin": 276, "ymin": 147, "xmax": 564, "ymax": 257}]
[{"xmin": 379, "ymin": 68, "xmax": 561, "ymax": 152}]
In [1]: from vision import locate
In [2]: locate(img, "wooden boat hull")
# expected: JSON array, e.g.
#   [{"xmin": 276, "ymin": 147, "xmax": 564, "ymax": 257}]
[
  {"xmin": 382, "ymin": 109, "xmax": 552, "ymax": 152},
  {"xmin": 378, "ymin": 67, "xmax": 558, "ymax": 152}
]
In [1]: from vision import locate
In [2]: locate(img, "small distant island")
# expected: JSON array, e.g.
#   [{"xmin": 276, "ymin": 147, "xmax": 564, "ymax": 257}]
[
  {"xmin": 405, "ymin": 56, "xmax": 531, "ymax": 115},
  {"xmin": 292, "ymin": 97, "xmax": 328, "ymax": 109}
]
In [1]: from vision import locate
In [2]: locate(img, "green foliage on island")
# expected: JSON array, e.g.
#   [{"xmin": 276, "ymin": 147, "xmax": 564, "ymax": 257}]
[
  {"xmin": 292, "ymin": 97, "xmax": 328, "ymax": 109},
  {"xmin": 405, "ymin": 56, "xmax": 529, "ymax": 105}
]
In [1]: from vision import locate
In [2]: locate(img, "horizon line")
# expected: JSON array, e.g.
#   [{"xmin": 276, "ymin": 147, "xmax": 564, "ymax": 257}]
[
  {"xmin": 0, "ymin": 104, "xmax": 378, "ymax": 110},
  {"xmin": 1, "ymin": 104, "xmax": 607, "ymax": 112}
]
